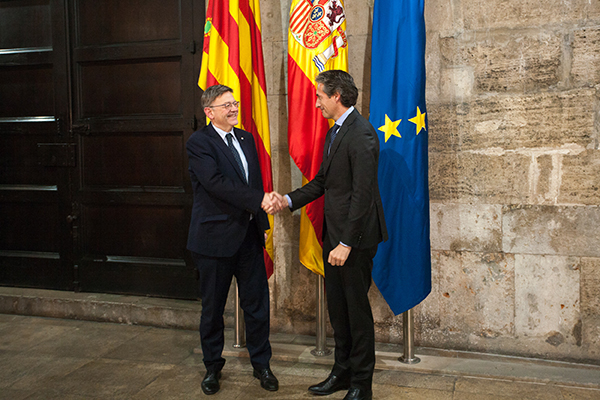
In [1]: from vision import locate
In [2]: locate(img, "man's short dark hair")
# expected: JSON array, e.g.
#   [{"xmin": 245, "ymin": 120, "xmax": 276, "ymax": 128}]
[
  {"xmin": 202, "ymin": 84, "xmax": 233, "ymax": 108},
  {"xmin": 315, "ymin": 70, "xmax": 358, "ymax": 108}
]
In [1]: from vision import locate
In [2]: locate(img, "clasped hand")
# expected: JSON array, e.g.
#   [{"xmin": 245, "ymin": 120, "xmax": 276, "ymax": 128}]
[{"xmin": 261, "ymin": 192, "xmax": 288, "ymax": 215}]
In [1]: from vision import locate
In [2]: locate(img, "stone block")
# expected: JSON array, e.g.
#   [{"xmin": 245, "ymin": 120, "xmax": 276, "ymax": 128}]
[
  {"xmin": 559, "ymin": 150, "xmax": 600, "ymax": 205},
  {"xmin": 260, "ymin": 0, "xmax": 288, "ymax": 43},
  {"xmin": 460, "ymin": 89, "xmax": 596, "ymax": 150},
  {"xmin": 503, "ymin": 205, "xmax": 600, "ymax": 257},
  {"xmin": 425, "ymin": 0, "xmax": 461, "ymax": 37},
  {"xmin": 430, "ymin": 203, "xmax": 502, "ymax": 253},
  {"xmin": 429, "ymin": 151, "xmax": 460, "ymax": 202},
  {"xmin": 347, "ymin": 34, "xmax": 370, "ymax": 93},
  {"xmin": 440, "ymin": 67, "xmax": 474, "ymax": 102},
  {"xmin": 426, "ymin": 32, "xmax": 442, "ymax": 105},
  {"xmin": 453, "ymin": 32, "xmax": 562, "ymax": 93},
  {"xmin": 439, "ymin": 251, "xmax": 515, "ymax": 337},
  {"xmin": 427, "ymin": 103, "xmax": 464, "ymax": 153},
  {"xmin": 580, "ymin": 257, "xmax": 600, "ymax": 317},
  {"xmin": 344, "ymin": 0, "xmax": 370, "ymax": 37},
  {"xmin": 572, "ymin": 27, "xmax": 600, "ymax": 86},
  {"xmin": 264, "ymin": 41, "xmax": 287, "ymax": 97},
  {"xmin": 460, "ymin": 0, "xmax": 594, "ymax": 30},
  {"xmin": 514, "ymin": 254, "xmax": 580, "ymax": 344},
  {"xmin": 582, "ymin": 315, "xmax": 600, "ymax": 360},
  {"xmin": 457, "ymin": 152, "xmax": 532, "ymax": 204},
  {"xmin": 430, "ymin": 203, "xmax": 460, "ymax": 251}
]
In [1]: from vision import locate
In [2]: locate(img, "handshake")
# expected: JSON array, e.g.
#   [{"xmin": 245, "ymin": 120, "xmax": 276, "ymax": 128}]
[{"xmin": 261, "ymin": 192, "xmax": 288, "ymax": 215}]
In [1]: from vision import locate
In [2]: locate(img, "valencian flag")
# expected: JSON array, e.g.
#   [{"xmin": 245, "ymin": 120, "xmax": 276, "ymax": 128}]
[
  {"xmin": 199, "ymin": 0, "xmax": 274, "ymax": 278},
  {"xmin": 288, "ymin": 0, "xmax": 348, "ymax": 276},
  {"xmin": 369, "ymin": 0, "xmax": 432, "ymax": 314}
]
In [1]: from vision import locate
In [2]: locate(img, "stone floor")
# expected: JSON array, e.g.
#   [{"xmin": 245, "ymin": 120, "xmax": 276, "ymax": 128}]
[{"xmin": 1, "ymin": 314, "xmax": 600, "ymax": 399}]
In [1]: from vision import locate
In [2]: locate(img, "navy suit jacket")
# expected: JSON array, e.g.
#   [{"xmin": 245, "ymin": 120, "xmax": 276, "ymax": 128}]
[{"xmin": 186, "ymin": 123, "xmax": 269, "ymax": 257}]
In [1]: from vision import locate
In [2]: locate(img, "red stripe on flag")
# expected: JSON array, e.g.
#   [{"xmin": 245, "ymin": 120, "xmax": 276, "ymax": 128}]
[
  {"xmin": 239, "ymin": 1, "xmax": 268, "ymax": 94},
  {"xmin": 212, "ymin": 0, "xmax": 240, "ymax": 77},
  {"xmin": 287, "ymin": 55, "xmax": 329, "ymax": 179}
]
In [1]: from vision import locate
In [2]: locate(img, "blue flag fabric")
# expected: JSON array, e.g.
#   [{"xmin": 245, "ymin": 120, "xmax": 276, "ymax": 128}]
[{"xmin": 370, "ymin": 0, "xmax": 432, "ymax": 315}]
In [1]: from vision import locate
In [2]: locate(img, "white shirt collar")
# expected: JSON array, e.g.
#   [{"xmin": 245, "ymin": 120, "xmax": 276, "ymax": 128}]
[{"xmin": 211, "ymin": 123, "xmax": 237, "ymax": 144}]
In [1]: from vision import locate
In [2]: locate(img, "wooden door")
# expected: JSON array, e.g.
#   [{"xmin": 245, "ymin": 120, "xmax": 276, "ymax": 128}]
[
  {"xmin": 69, "ymin": 0, "xmax": 203, "ymax": 298},
  {"xmin": 0, "ymin": 0, "xmax": 205, "ymax": 299},
  {"xmin": 0, "ymin": 0, "xmax": 73, "ymax": 289}
]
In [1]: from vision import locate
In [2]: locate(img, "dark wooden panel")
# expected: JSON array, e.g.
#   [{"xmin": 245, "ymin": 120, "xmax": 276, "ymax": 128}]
[
  {"xmin": 78, "ymin": 259, "xmax": 196, "ymax": 299},
  {"xmin": 0, "ymin": 135, "xmax": 59, "ymax": 185},
  {"xmin": 0, "ymin": 255, "xmax": 70, "ymax": 290},
  {"xmin": 76, "ymin": 0, "xmax": 180, "ymax": 46},
  {"xmin": 79, "ymin": 59, "xmax": 181, "ymax": 117},
  {"xmin": 82, "ymin": 205, "xmax": 186, "ymax": 259},
  {"xmin": 0, "ymin": 65, "xmax": 54, "ymax": 117},
  {"xmin": 0, "ymin": 202, "xmax": 60, "ymax": 252},
  {"xmin": 0, "ymin": 0, "xmax": 51, "ymax": 49},
  {"xmin": 82, "ymin": 133, "xmax": 184, "ymax": 187}
]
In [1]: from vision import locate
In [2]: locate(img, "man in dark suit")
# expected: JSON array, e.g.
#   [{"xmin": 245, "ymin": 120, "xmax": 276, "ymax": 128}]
[
  {"xmin": 281, "ymin": 70, "xmax": 388, "ymax": 400},
  {"xmin": 186, "ymin": 84, "xmax": 279, "ymax": 395}
]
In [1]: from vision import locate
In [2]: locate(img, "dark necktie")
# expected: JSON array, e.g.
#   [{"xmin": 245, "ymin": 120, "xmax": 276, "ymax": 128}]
[
  {"xmin": 327, "ymin": 124, "xmax": 340, "ymax": 155},
  {"xmin": 226, "ymin": 133, "xmax": 247, "ymax": 184}
]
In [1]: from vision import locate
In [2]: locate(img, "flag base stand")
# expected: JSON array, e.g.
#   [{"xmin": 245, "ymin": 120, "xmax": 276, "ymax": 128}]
[{"xmin": 398, "ymin": 308, "xmax": 420, "ymax": 364}]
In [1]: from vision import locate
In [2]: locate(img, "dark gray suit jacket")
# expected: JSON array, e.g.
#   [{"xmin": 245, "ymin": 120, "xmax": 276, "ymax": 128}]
[{"xmin": 288, "ymin": 109, "xmax": 388, "ymax": 250}]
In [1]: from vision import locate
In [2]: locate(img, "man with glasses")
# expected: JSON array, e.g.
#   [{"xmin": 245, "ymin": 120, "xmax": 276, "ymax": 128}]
[{"xmin": 186, "ymin": 84, "xmax": 280, "ymax": 395}]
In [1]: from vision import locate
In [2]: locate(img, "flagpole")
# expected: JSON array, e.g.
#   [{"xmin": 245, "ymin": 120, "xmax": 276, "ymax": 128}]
[
  {"xmin": 311, "ymin": 274, "xmax": 331, "ymax": 356},
  {"xmin": 399, "ymin": 308, "xmax": 420, "ymax": 364},
  {"xmin": 233, "ymin": 279, "xmax": 246, "ymax": 348}
]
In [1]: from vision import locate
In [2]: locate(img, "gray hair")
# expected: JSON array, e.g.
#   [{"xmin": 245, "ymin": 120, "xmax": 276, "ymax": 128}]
[{"xmin": 201, "ymin": 84, "xmax": 233, "ymax": 108}]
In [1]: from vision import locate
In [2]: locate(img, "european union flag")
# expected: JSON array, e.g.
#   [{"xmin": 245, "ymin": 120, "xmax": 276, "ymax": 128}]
[{"xmin": 370, "ymin": 0, "xmax": 431, "ymax": 315}]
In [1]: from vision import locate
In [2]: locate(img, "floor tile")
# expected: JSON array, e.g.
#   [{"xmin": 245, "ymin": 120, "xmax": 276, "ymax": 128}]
[{"xmin": 102, "ymin": 326, "xmax": 198, "ymax": 364}]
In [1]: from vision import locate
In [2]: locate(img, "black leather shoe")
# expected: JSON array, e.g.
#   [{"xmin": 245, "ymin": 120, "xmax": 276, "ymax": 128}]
[
  {"xmin": 308, "ymin": 374, "xmax": 351, "ymax": 395},
  {"xmin": 253, "ymin": 367, "xmax": 279, "ymax": 391},
  {"xmin": 343, "ymin": 387, "xmax": 373, "ymax": 400},
  {"xmin": 201, "ymin": 370, "xmax": 221, "ymax": 395}
]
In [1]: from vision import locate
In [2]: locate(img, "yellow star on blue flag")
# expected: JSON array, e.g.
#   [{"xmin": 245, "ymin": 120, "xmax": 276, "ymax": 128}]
[
  {"xmin": 408, "ymin": 106, "xmax": 426, "ymax": 135},
  {"xmin": 378, "ymin": 114, "xmax": 402, "ymax": 142}
]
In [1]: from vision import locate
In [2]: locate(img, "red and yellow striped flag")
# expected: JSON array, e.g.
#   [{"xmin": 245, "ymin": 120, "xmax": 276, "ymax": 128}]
[
  {"xmin": 287, "ymin": 0, "xmax": 348, "ymax": 275},
  {"xmin": 199, "ymin": 0, "xmax": 274, "ymax": 278}
]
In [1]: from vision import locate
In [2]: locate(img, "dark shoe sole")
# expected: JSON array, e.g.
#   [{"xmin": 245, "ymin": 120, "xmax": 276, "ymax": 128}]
[{"xmin": 308, "ymin": 386, "xmax": 351, "ymax": 396}]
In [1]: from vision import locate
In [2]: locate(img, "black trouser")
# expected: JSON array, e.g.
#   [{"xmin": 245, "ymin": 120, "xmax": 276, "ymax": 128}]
[
  {"xmin": 192, "ymin": 221, "xmax": 271, "ymax": 372},
  {"xmin": 323, "ymin": 236, "xmax": 377, "ymax": 392}
]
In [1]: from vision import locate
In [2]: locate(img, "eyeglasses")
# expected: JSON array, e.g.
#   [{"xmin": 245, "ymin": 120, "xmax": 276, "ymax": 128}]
[{"xmin": 208, "ymin": 101, "xmax": 240, "ymax": 110}]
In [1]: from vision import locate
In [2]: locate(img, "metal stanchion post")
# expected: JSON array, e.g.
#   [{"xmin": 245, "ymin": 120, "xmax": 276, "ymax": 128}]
[
  {"xmin": 233, "ymin": 279, "xmax": 246, "ymax": 348},
  {"xmin": 311, "ymin": 274, "xmax": 331, "ymax": 356},
  {"xmin": 399, "ymin": 308, "xmax": 420, "ymax": 364}
]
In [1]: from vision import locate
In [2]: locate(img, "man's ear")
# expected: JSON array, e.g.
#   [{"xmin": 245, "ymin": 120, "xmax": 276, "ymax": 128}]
[{"xmin": 204, "ymin": 107, "xmax": 213, "ymax": 119}]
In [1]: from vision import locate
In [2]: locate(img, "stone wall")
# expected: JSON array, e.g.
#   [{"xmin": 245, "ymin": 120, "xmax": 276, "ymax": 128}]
[{"xmin": 256, "ymin": 0, "xmax": 600, "ymax": 363}]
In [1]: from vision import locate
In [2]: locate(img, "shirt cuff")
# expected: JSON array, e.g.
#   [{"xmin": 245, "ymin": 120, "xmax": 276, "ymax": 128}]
[{"xmin": 284, "ymin": 194, "xmax": 293, "ymax": 209}]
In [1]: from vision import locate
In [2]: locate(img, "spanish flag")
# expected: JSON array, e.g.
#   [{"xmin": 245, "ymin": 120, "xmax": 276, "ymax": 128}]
[
  {"xmin": 287, "ymin": 0, "xmax": 348, "ymax": 276},
  {"xmin": 199, "ymin": 0, "xmax": 274, "ymax": 278}
]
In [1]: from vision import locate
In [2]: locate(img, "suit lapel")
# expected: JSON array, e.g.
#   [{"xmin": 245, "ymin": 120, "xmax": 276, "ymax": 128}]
[
  {"xmin": 207, "ymin": 124, "xmax": 247, "ymax": 184},
  {"xmin": 323, "ymin": 109, "xmax": 358, "ymax": 175}
]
